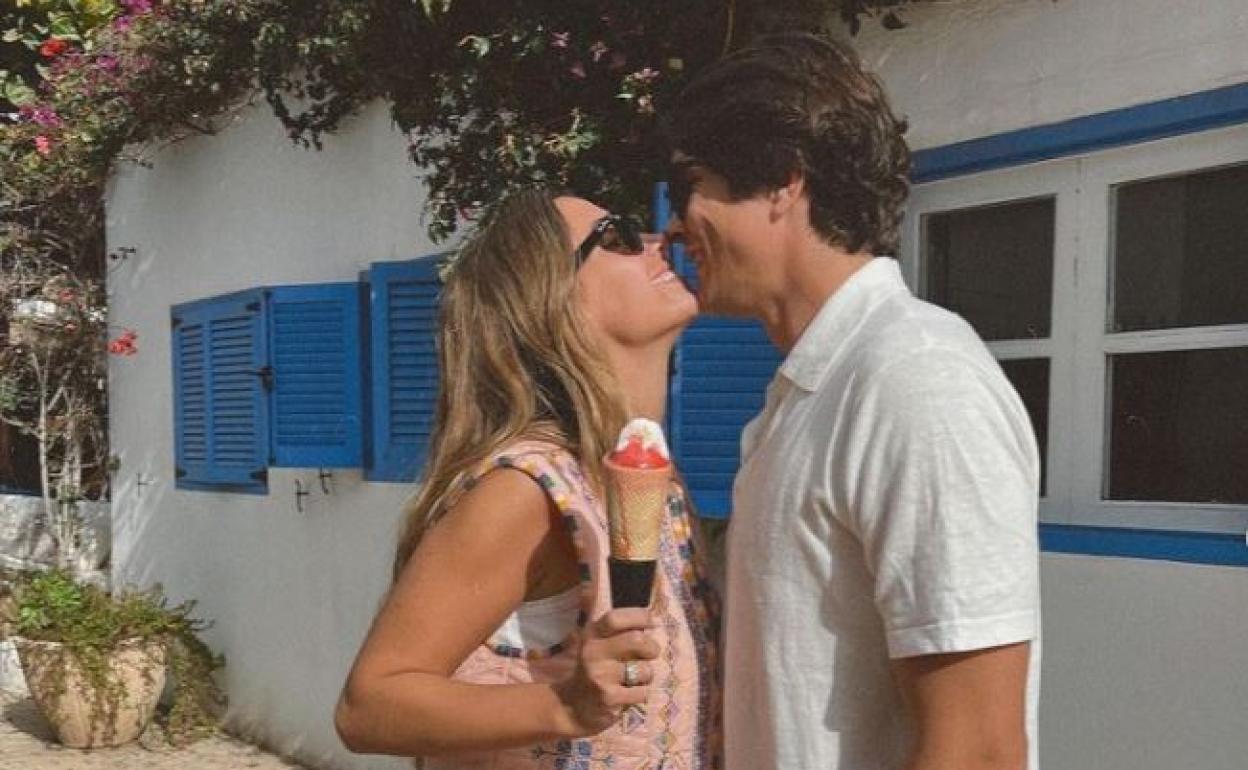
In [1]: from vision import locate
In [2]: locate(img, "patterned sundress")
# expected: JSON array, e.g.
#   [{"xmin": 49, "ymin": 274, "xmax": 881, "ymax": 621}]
[{"xmin": 423, "ymin": 440, "xmax": 721, "ymax": 770}]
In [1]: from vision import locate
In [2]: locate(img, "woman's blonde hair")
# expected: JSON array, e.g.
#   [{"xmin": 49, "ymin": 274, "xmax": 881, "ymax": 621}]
[{"xmin": 393, "ymin": 188, "xmax": 629, "ymax": 578}]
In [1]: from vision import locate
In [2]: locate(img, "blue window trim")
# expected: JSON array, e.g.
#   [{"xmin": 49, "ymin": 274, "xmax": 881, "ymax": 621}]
[
  {"xmin": 912, "ymin": 81, "xmax": 1248, "ymax": 183},
  {"xmin": 915, "ymin": 81, "xmax": 1248, "ymax": 566},
  {"xmin": 1041, "ymin": 525, "xmax": 1248, "ymax": 568}
]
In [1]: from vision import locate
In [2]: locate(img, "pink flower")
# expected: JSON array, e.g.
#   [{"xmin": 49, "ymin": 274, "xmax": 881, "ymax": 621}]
[
  {"xmin": 631, "ymin": 67, "xmax": 661, "ymax": 83},
  {"xmin": 96, "ymin": 55, "xmax": 120, "ymax": 73},
  {"xmin": 113, "ymin": 16, "xmax": 133, "ymax": 32},
  {"xmin": 121, "ymin": 0, "xmax": 153, "ymax": 14},
  {"xmin": 108, "ymin": 329, "xmax": 138, "ymax": 356},
  {"xmin": 569, "ymin": 61, "xmax": 587, "ymax": 79},
  {"xmin": 550, "ymin": 31, "xmax": 569, "ymax": 49},
  {"xmin": 28, "ymin": 106, "xmax": 62, "ymax": 128},
  {"xmin": 34, "ymin": 136, "xmax": 53, "ymax": 156}
]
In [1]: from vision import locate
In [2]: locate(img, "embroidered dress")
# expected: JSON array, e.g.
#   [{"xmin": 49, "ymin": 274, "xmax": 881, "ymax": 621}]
[{"xmin": 423, "ymin": 440, "xmax": 721, "ymax": 770}]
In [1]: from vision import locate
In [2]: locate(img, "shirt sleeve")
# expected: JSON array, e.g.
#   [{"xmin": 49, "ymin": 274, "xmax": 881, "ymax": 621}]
[{"xmin": 839, "ymin": 346, "xmax": 1041, "ymax": 659}]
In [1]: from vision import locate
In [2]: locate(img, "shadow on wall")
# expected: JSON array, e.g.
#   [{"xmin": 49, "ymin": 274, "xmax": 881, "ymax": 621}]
[{"xmin": 0, "ymin": 495, "xmax": 110, "ymax": 575}]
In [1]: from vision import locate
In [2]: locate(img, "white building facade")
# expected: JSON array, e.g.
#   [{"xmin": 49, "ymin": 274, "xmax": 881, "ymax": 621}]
[{"xmin": 107, "ymin": 2, "xmax": 1248, "ymax": 769}]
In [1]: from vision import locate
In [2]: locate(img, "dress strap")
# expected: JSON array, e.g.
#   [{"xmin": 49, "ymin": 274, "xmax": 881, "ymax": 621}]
[{"xmin": 463, "ymin": 442, "xmax": 606, "ymax": 659}]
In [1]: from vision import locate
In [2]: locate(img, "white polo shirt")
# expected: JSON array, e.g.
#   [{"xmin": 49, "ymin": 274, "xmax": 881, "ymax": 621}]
[{"xmin": 722, "ymin": 257, "xmax": 1041, "ymax": 770}]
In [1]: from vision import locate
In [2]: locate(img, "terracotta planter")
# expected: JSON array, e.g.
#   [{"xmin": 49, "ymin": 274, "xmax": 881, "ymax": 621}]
[{"xmin": 15, "ymin": 636, "xmax": 168, "ymax": 748}]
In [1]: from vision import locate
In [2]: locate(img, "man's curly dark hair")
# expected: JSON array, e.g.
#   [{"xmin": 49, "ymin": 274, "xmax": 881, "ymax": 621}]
[{"xmin": 665, "ymin": 33, "xmax": 911, "ymax": 256}]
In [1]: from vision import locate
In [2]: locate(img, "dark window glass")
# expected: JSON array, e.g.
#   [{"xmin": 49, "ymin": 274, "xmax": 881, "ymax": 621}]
[
  {"xmin": 1107, "ymin": 347, "xmax": 1248, "ymax": 504},
  {"xmin": 1112, "ymin": 163, "xmax": 1248, "ymax": 332},
  {"xmin": 923, "ymin": 198, "xmax": 1055, "ymax": 341},
  {"xmin": 999, "ymin": 358, "xmax": 1049, "ymax": 496}
]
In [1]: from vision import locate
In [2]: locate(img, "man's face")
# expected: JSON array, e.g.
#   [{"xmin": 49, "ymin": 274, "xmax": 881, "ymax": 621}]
[{"xmin": 665, "ymin": 156, "xmax": 776, "ymax": 317}]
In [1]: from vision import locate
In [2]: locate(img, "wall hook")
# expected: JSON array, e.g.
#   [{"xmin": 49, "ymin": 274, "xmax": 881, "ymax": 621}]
[
  {"xmin": 135, "ymin": 473, "xmax": 151, "ymax": 499},
  {"xmin": 318, "ymin": 468, "xmax": 334, "ymax": 495},
  {"xmin": 108, "ymin": 246, "xmax": 137, "ymax": 262},
  {"xmin": 294, "ymin": 479, "xmax": 311, "ymax": 514}
]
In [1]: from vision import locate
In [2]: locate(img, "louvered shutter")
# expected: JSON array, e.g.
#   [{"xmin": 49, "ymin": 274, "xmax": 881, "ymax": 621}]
[
  {"xmin": 268, "ymin": 283, "xmax": 365, "ymax": 467},
  {"xmin": 367, "ymin": 256, "xmax": 442, "ymax": 481},
  {"xmin": 655, "ymin": 183, "xmax": 783, "ymax": 517},
  {"xmin": 171, "ymin": 290, "xmax": 269, "ymax": 491}
]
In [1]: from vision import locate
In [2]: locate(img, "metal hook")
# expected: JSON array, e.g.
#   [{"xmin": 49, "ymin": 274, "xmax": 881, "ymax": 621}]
[
  {"xmin": 294, "ymin": 479, "xmax": 311, "ymax": 514},
  {"xmin": 318, "ymin": 468, "xmax": 334, "ymax": 495},
  {"xmin": 108, "ymin": 246, "xmax": 137, "ymax": 262},
  {"xmin": 135, "ymin": 473, "xmax": 151, "ymax": 499}
]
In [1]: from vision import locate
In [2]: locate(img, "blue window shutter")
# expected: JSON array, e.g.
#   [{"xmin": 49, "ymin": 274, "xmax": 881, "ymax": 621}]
[
  {"xmin": 655, "ymin": 182, "xmax": 783, "ymax": 518},
  {"xmin": 367, "ymin": 255, "xmax": 443, "ymax": 482},
  {"xmin": 268, "ymin": 283, "xmax": 365, "ymax": 468},
  {"xmin": 171, "ymin": 290, "xmax": 269, "ymax": 492}
]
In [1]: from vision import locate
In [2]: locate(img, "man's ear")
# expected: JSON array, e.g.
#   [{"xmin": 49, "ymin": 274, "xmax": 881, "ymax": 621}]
[{"xmin": 770, "ymin": 172, "xmax": 806, "ymax": 218}]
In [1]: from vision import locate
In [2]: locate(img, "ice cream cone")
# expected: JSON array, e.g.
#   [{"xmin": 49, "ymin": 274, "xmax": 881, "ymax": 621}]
[
  {"xmin": 605, "ymin": 456, "xmax": 671, "ymax": 608},
  {"xmin": 605, "ymin": 456, "xmax": 671, "ymax": 562}
]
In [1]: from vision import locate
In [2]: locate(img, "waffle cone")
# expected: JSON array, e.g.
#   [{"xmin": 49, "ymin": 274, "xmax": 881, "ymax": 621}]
[{"xmin": 604, "ymin": 456, "xmax": 671, "ymax": 562}]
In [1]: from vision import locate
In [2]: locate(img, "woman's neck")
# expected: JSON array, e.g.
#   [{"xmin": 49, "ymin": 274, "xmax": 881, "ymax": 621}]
[{"xmin": 604, "ymin": 341, "xmax": 672, "ymax": 423}]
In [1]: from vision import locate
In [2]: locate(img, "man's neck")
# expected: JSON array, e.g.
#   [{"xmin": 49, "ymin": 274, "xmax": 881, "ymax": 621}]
[{"xmin": 757, "ymin": 243, "xmax": 875, "ymax": 353}]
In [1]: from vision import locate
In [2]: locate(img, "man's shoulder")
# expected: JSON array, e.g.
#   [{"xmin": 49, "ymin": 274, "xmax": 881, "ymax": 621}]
[{"xmin": 834, "ymin": 292, "xmax": 991, "ymax": 384}]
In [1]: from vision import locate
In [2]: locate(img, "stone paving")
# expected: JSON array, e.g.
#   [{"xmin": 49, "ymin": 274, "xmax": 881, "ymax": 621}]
[{"xmin": 0, "ymin": 689, "xmax": 309, "ymax": 770}]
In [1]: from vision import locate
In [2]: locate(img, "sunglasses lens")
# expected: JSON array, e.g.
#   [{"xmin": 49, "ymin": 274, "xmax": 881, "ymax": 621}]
[
  {"xmin": 618, "ymin": 218, "xmax": 644, "ymax": 253},
  {"xmin": 601, "ymin": 217, "xmax": 644, "ymax": 255}
]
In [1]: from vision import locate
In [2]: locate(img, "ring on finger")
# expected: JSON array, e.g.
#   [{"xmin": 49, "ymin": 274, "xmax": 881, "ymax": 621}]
[{"xmin": 622, "ymin": 660, "xmax": 643, "ymax": 688}]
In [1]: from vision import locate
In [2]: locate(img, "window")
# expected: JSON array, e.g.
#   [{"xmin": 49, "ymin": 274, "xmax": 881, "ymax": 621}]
[
  {"xmin": 171, "ymin": 283, "xmax": 365, "ymax": 492},
  {"xmin": 169, "ymin": 255, "xmax": 441, "ymax": 492},
  {"xmin": 903, "ymin": 123, "xmax": 1248, "ymax": 536}
]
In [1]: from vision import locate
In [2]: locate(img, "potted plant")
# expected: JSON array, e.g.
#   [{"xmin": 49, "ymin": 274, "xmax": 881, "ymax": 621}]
[{"xmin": 7, "ymin": 569, "xmax": 224, "ymax": 748}]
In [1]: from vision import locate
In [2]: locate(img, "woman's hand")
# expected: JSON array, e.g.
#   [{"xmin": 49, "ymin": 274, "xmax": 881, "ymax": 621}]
[{"xmin": 554, "ymin": 607, "xmax": 659, "ymax": 736}]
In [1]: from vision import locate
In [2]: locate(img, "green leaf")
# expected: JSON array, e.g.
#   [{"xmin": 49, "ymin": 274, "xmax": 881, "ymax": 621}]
[
  {"xmin": 4, "ymin": 80, "xmax": 37, "ymax": 106},
  {"xmin": 419, "ymin": 0, "xmax": 453, "ymax": 18},
  {"xmin": 459, "ymin": 35, "xmax": 490, "ymax": 58}
]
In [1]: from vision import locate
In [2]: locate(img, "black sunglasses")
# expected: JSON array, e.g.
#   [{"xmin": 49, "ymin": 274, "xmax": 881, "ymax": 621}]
[{"xmin": 574, "ymin": 214, "xmax": 645, "ymax": 268}]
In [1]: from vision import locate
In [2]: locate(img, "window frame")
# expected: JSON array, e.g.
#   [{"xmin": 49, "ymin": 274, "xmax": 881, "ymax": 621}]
[{"xmin": 902, "ymin": 123, "xmax": 1248, "ymax": 537}]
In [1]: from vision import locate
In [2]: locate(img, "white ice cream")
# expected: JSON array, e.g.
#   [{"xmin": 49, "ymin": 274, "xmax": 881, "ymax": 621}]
[{"xmin": 613, "ymin": 417, "xmax": 671, "ymax": 460}]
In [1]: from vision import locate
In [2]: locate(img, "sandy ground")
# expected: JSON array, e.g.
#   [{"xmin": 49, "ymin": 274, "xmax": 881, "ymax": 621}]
[{"xmin": 0, "ymin": 689, "xmax": 309, "ymax": 770}]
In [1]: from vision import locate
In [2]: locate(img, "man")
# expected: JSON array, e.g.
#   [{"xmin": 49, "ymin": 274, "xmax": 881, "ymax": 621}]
[{"xmin": 664, "ymin": 33, "xmax": 1041, "ymax": 770}]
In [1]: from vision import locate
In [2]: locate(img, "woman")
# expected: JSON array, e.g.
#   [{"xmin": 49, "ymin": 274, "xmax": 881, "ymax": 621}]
[{"xmin": 335, "ymin": 189, "xmax": 720, "ymax": 769}]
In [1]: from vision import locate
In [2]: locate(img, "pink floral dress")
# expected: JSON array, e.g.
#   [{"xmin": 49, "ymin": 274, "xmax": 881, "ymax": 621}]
[{"xmin": 422, "ymin": 440, "xmax": 721, "ymax": 770}]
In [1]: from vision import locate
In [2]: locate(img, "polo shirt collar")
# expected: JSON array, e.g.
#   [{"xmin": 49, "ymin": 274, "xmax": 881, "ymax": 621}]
[{"xmin": 778, "ymin": 257, "xmax": 907, "ymax": 392}]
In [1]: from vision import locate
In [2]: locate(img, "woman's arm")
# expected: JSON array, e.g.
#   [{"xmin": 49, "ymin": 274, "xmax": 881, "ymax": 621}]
[{"xmin": 335, "ymin": 468, "xmax": 657, "ymax": 757}]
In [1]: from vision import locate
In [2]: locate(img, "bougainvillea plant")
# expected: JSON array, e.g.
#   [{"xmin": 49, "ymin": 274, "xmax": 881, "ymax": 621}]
[{"xmin": 0, "ymin": 0, "xmax": 920, "ymax": 551}]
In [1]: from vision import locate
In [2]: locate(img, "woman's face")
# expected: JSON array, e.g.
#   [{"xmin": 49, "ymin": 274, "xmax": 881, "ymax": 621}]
[{"xmin": 556, "ymin": 196, "xmax": 697, "ymax": 349}]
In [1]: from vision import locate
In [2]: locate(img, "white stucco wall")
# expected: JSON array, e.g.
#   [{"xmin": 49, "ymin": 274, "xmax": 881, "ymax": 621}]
[
  {"xmin": 1039, "ymin": 555, "xmax": 1248, "ymax": 770},
  {"xmin": 105, "ymin": 3, "xmax": 1248, "ymax": 769},
  {"xmin": 106, "ymin": 100, "xmax": 432, "ymax": 770},
  {"xmin": 853, "ymin": 0, "xmax": 1248, "ymax": 150}
]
